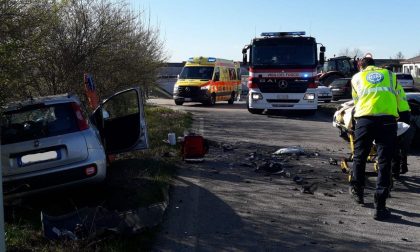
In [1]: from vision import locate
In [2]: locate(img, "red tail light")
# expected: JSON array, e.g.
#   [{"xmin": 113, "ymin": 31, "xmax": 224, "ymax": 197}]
[
  {"xmin": 71, "ymin": 102, "xmax": 89, "ymax": 131},
  {"xmin": 247, "ymin": 76, "xmax": 258, "ymax": 88},
  {"xmin": 84, "ymin": 166, "xmax": 97, "ymax": 176}
]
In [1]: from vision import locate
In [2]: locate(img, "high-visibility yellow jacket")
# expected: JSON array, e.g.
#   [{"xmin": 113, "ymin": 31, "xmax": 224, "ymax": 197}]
[{"xmin": 351, "ymin": 66, "xmax": 400, "ymax": 118}]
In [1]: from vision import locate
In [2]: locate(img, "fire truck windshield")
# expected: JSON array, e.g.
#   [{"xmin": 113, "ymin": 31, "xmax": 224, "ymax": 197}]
[
  {"xmin": 179, "ymin": 66, "xmax": 214, "ymax": 80},
  {"xmin": 251, "ymin": 42, "xmax": 316, "ymax": 67}
]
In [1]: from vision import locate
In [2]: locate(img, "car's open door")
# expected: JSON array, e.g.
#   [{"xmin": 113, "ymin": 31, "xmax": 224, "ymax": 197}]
[{"xmin": 92, "ymin": 87, "xmax": 149, "ymax": 154}]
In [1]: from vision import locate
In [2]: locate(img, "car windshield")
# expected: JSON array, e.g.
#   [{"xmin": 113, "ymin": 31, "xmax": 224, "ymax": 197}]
[
  {"xmin": 1, "ymin": 103, "xmax": 79, "ymax": 145},
  {"xmin": 251, "ymin": 41, "xmax": 316, "ymax": 67},
  {"xmin": 179, "ymin": 66, "xmax": 214, "ymax": 80},
  {"xmin": 397, "ymin": 74, "xmax": 413, "ymax": 80}
]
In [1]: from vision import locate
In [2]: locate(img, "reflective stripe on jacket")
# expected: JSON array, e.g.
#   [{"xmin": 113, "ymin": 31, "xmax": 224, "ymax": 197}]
[{"xmin": 351, "ymin": 66, "xmax": 398, "ymax": 118}]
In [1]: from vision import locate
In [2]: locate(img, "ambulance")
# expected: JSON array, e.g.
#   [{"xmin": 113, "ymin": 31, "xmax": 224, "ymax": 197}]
[{"xmin": 173, "ymin": 57, "xmax": 241, "ymax": 106}]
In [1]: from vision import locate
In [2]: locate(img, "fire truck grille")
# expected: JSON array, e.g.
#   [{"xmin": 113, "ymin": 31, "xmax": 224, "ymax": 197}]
[{"xmin": 257, "ymin": 80, "xmax": 308, "ymax": 93}]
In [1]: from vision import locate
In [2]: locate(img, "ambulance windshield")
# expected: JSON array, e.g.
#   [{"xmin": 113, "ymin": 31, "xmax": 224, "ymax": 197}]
[{"xmin": 179, "ymin": 66, "xmax": 214, "ymax": 80}]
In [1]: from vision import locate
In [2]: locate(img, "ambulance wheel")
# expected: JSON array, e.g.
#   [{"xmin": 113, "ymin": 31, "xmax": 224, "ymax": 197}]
[
  {"xmin": 228, "ymin": 92, "xmax": 235, "ymax": 104},
  {"xmin": 210, "ymin": 93, "xmax": 216, "ymax": 106},
  {"xmin": 175, "ymin": 100, "xmax": 183, "ymax": 106}
]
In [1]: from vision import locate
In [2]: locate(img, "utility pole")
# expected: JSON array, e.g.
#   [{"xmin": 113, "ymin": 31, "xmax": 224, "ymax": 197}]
[{"xmin": 0, "ymin": 144, "xmax": 5, "ymax": 251}]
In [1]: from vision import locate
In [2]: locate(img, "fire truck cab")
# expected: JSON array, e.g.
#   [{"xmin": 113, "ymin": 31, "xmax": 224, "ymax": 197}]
[{"xmin": 242, "ymin": 32, "xmax": 325, "ymax": 114}]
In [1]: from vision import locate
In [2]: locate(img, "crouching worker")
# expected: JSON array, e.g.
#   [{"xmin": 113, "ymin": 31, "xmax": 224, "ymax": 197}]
[{"xmin": 350, "ymin": 55, "xmax": 401, "ymax": 221}]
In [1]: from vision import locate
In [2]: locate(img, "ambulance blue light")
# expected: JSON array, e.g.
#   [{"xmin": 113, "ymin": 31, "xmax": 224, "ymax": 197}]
[
  {"xmin": 188, "ymin": 57, "xmax": 194, "ymax": 62},
  {"xmin": 303, "ymin": 73, "xmax": 309, "ymax": 78},
  {"xmin": 208, "ymin": 57, "xmax": 216, "ymax": 62}
]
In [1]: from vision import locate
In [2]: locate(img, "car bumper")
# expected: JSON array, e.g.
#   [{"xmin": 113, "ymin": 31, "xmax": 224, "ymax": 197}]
[
  {"xmin": 248, "ymin": 90, "xmax": 317, "ymax": 110},
  {"xmin": 318, "ymin": 95, "xmax": 332, "ymax": 101},
  {"xmin": 173, "ymin": 90, "xmax": 211, "ymax": 103},
  {"xmin": 3, "ymin": 148, "xmax": 106, "ymax": 199}
]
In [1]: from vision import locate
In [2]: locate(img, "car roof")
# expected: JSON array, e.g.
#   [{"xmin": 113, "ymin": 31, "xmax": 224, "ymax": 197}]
[{"xmin": 3, "ymin": 93, "xmax": 81, "ymax": 112}]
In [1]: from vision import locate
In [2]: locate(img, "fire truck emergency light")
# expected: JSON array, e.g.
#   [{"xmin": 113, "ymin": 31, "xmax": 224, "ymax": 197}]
[{"xmin": 261, "ymin": 31, "xmax": 306, "ymax": 37}]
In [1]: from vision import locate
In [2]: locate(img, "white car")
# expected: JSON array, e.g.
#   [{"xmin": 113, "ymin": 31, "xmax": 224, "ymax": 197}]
[
  {"xmin": 396, "ymin": 73, "xmax": 415, "ymax": 90},
  {"xmin": 1, "ymin": 88, "xmax": 149, "ymax": 199},
  {"xmin": 317, "ymin": 85, "xmax": 332, "ymax": 103}
]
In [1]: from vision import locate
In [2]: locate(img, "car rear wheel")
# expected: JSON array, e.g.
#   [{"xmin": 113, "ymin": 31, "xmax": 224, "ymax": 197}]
[{"xmin": 175, "ymin": 100, "xmax": 183, "ymax": 106}]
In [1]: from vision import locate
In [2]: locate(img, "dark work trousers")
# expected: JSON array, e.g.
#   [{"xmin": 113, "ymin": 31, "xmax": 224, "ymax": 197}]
[{"xmin": 351, "ymin": 116, "xmax": 397, "ymax": 198}]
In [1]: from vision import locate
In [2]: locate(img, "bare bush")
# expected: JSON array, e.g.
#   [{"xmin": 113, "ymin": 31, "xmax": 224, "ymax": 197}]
[{"xmin": 0, "ymin": 0, "xmax": 166, "ymax": 106}]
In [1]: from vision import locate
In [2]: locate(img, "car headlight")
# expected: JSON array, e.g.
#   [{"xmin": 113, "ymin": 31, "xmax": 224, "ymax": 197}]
[
  {"xmin": 304, "ymin": 93, "xmax": 315, "ymax": 100},
  {"xmin": 252, "ymin": 93, "xmax": 263, "ymax": 100},
  {"xmin": 200, "ymin": 85, "xmax": 210, "ymax": 90},
  {"xmin": 173, "ymin": 84, "xmax": 179, "ymax": 93}
]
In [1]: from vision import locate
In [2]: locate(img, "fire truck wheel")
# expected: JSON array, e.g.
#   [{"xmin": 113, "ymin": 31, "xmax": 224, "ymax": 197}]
[
  {"xmin": 174, "ymin": 100, "xmax": 184, "ymax": 106},
  {"xmin": 210, "ymin": 93, "xmax": 216, "ymax": 106},
  {"xmin": 248, "ymin": 108, "xmax": 264, "ymax": 114}
]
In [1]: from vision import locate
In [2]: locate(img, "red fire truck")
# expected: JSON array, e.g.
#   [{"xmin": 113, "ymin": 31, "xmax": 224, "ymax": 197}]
[{"xmin": 242, "ymin": 31, "xmax": 325, "ymax": 114}]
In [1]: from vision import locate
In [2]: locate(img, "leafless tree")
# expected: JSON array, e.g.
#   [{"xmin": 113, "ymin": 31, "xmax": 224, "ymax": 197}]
[
  {"xmin": 338, "ymin": 47, "xmax": 363, "ymax": 58},
  {"xmin": 394, "ymin": 51, "xmax": 405, "ymax": 60}
]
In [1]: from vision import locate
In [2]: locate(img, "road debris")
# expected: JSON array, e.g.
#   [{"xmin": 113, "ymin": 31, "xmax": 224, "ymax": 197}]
[
  {"xmin": 329, "ymin": 158, "xmax": 338, "ymax": 165},
  {"xmin": 41, "ymin": 202, "xmax": 167, "ymax": 241},
  {"xmin": 254, "ymin": 161, "xmax": 283, "ymax": 174},
  {"xmin": 293, "ymin": 175, "xmax": 304, "ymax": 185},
  {"xmin": 301, "ymin": 183, "xmax": 318, "ymax": 194},
  {"xmin": 222, "ymin": 144, "xmax": 234, "ymax": 152},
  {"xmin": 273, "ymin": 146, "xmax": 304, "ymax": 155}
]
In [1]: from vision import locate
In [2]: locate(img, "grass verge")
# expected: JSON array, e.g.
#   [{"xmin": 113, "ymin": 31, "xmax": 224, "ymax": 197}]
[{"xmin": 5, "ymin": 104, "xmax": 192, "ymax": 251}]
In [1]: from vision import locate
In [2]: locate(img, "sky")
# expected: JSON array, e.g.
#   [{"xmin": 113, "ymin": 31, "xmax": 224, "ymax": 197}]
[{"xmin": 127, "ymin": 0, "xmax": 420, "ymax": 62}]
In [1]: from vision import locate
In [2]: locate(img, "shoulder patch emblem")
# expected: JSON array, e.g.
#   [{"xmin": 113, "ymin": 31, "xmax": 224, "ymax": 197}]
[{"xmin": 366, "ymin": 72, "xmax": 384, "ymax": 84}]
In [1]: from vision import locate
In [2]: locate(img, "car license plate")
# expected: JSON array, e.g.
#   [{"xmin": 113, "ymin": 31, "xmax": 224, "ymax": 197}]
[
  {"xmin": 184, "ymin": 98, "xmax": 192, "ymax": 101},
  {"xmin": 18, "ymin": 150, "xmax": 60, "ymax": 167},
  {"xmin": 277, "ymin": 94, "xmax": 288, "ymax": 99},
  {"xmin": 320, "ymin": 93, "xmax": 328, "ymax": 97}
]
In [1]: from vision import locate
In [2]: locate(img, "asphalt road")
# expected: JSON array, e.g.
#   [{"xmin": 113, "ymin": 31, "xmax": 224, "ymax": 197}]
[{"xmin": 150, "ymin": 98, "xmax": 420, "ymax": 252}]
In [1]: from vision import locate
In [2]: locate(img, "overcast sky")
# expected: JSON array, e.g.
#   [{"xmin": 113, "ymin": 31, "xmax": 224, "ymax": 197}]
[{"xmin": 127, "ymin": 0, "xmax": 420, "ymax": 62}]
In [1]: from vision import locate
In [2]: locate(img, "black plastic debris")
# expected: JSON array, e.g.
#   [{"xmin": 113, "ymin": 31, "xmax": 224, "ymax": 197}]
[
  {"xmin": 222, "ymin": 144, "xmax": 234, "ymax": 152},
  {"xmin": 41, "ymin": 203, "xmax": 167, "ymax": 241},
  {"xmin": 301, "ymin": 183, "xmax": 318, "ymax": 194},
  {"xmin": 293, "ymin": 175, "xmax": 304, "ymax": 185},
  {"xmin": 254, "ymin": 161, "xmax": 283, "ymax": 174}
]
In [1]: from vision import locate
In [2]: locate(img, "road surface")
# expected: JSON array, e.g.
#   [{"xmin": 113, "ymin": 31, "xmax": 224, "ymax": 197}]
[{"xmin": 150, "ymin": 99, "xmax": 420, "ymax": 252}]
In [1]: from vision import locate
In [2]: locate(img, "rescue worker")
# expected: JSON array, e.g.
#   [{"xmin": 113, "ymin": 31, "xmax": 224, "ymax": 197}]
[
  {"xmin": 392, "ymin": 83, "xmax": 412, "ymax": 178},
  {"xmin": 350, "ymin": 55, "xmax": 402, "ymax": 221}
]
